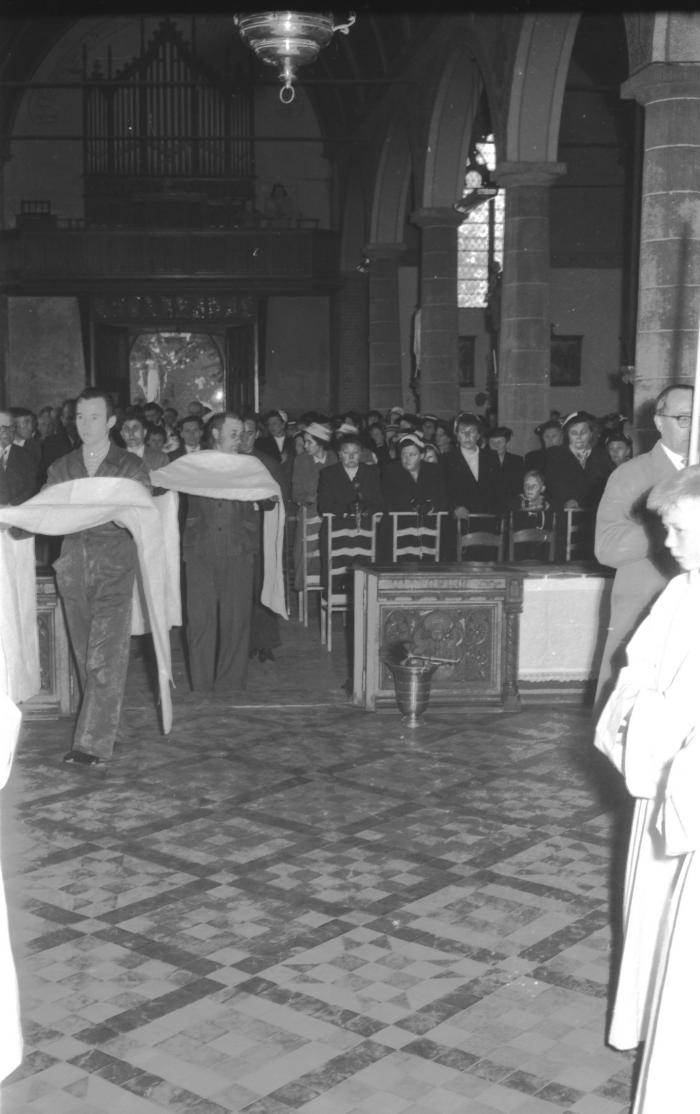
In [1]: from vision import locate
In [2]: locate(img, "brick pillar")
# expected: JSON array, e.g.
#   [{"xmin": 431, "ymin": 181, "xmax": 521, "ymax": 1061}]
[
  {"xmin": 621, "ymin": 62, "xmax": 700, "ymax": 435},
  {"xmin": 494, "ymin": 162, "xmax": 565, "ymax": 456},
  {"xmin": 366, "ymin": 242, "xmax": 404, "ymax": 413},
  {"xmin": 410, "ymin": 208, "xmax": 463, "ymax": 419},
  {"xmin": 334, "ymin": 268, "xmax": 369, "ymax": 413}
]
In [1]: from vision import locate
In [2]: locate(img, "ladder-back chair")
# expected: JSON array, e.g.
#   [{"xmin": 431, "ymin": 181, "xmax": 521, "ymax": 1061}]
[
  {"xmin": 389, "ymin": 511, "xmax": 447, "ymax": 563},
  {"xmin": 507, "ymin": 511, "xmax": 557, "ymax": 563},
  {"xmin": 297, "ymin": 506, "xmax": 323, "ymax": 627},
  {"xmin": 321, "ymin": 512, "xmax": 381, "ymax": 651},
  {"xmin": 563, "ymin": 507, "xmax": 595, "ymax": 562},
  {"xmin": 457, "ymin": 513, "xmax": 505, "ymax": 563}
]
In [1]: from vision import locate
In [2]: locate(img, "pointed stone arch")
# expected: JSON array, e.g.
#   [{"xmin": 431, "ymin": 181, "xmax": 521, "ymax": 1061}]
[
  {"xmin": 421, "ymin": 44, "xmax": 484, "ymax": 209},
  {"xmin": 368, "ymin": 110, "xmax": 412, "ymax": 246},
  {"xmin": 339, "ymin": 155, "xmax": 371, "ymax": 273},
  {"xmin": 495, "ymin": 13, "xmax": 580, "ymax": 451},
  {"xmin": 504, "ymin": 12, "xmax": 580, "ymax": 163}
]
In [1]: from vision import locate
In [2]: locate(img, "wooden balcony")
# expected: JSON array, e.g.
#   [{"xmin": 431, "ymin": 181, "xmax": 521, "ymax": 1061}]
[{"xmin": 0, "ymin": 226, "xmax": 341, "ymax": 296}]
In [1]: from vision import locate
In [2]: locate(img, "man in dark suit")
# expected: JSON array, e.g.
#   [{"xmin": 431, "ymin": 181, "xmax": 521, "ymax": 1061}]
[
  {"xmin": 487, "ymin": 425, "xmax": 524, "ymax": 512},
  {"xmin": 182, "ymin": 412, "xmax": 265, "ymax": 695},
  {"xmin": 40, "ymin": 398, "xmax": 80, "ymax": 480},
  {"xmin": 441, "ymin": 412, "xmax": 501, "ymax": 560},
  {"xmin": 120, "ymin": 412, "xmax": 170, "ymax": 477},
  {"xmin": 255, "ymin": 409, "xmax": 294, "ymax": 503},
  {"xmin": 594, "ymin": 384, "xmax": 693, "ymax": 709},
  {"xmin": 11, "ymin": 407, "xmax": 42, "ymax": 478},
  {"xmin": 45, "ymin": 389, "xmax": 151, "ymax": 767},
  {"xmin": 317, "ymin": 433, "xmax": 384, "ymax": 518},
  {"xmin": 169, "ymin": 415, "xmax": 204, "ymax": 462},
  {"xmin": 0, "ymin": 412, "xmax": 37, "ymax": 505},
  {"xmin": 240, "ymin": 416, "xmax": 282, "ymax": 662}
]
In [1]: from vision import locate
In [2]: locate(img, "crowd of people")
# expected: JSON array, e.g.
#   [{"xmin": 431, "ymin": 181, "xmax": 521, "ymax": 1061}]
[
  {"xmin": 2, "ymin": 392, "xmax": 638, "ymax": 569},
  {"xmin": 0, "ymin": 388, "xmax": 678, "ymax": 751},
  {"xmin": 1, "ymin": 395, "xmax": 636, "ymax": 571}
]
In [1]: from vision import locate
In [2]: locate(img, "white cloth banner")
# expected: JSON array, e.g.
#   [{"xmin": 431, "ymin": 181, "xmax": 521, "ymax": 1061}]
[
  {"xmin": 0, "ymin": 478, "xmax": 173, "ymax": 733},
  {"xmin": 0, "ymin": 695, "xmax": 23, "ymax": 1082},
  {"xmin": 131, "ymin": 490, "xmax": 182, "ymax": 634},
  {"xmin": 0, "ymin": 530, "xmax": 40, "ymax": 703},
  {"xmin": 150, "ymin": 451, "xmax": 288, "ymax": 619}
]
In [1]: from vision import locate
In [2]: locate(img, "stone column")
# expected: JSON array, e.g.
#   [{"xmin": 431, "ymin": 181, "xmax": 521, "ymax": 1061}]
[
  {"xmin": 334, "ymin": 268, "xmax": 369, "ymax": 414},
  {"xmin": 0, "ymin": 295, "xmax": 8, "ymax": 409},
  {"xmin": 0, "ymin": 155, "xmax": 9, "ymax": 406},
  {"xmin": 494, "ymin": 161, "xmax": 565, "ymax": 455},
  {"xmin": 621, "ymin": 62, "xmax": 700, "ymax": 435},
  {"xmin": 365, "ymin": 242, "xmax": 404, "ymax": 413},
  {"xmin": 410, "ymin": 208, "xmax": 463, "ymax": 419}
]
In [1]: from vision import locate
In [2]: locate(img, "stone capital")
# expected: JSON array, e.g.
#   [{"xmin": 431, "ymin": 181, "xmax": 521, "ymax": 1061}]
[
  {"xmin": 621, "ymin": 61, "xmax": 700, "ymax": 105},
  {"xmin": 409, "ymin": 207, "xmax": 464, "ymax": 231},
  {"xmin": 495, "ymin": 162, "xmax": 567, "ymax": 189}
]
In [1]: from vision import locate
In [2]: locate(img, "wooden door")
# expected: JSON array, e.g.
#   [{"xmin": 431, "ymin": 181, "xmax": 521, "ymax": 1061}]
[
  {"xmin": 225, "ymin": 320, "xmax": 257, "ymax": 413},
  {"xmin": 93, "ymin": 323, "xmax": 130, "ymax": 406}
]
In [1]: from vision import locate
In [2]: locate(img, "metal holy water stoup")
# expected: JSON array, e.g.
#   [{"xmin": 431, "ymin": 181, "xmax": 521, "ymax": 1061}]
[{"xmin": 234, "ymin": 10, "xmax": 356, "ymax": 103}]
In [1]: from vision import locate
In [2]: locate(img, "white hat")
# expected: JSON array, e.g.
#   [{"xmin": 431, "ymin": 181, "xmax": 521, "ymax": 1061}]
[
  {"xmin": 304, "ymin": 422, "xmax": 332, "ymax": 443},
  {"xmin": 397, "ymin": 433, "xmax": 426, "ymax": 451},
  {"xmin": 337, "ymin": 421, "xmax": 359, "ymax": 435}
]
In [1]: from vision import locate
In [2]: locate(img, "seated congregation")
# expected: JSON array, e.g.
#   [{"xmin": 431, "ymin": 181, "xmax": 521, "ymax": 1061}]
[{"xmin": 1, "ymin": 396, "xmax": 626, "ymax": 691}]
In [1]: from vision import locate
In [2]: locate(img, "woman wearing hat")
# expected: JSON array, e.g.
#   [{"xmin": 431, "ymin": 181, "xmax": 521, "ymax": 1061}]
[
  {"xmin": 487, "ymin": 426, "xmax": 524, "ymax": 514},
  {"xmin": 605, "ymin": 431, "xmax": 633, "ymax": 469},
  {"xmin": 292, "ymin": 422, "xmax": 337, "ymax": 591},
  {"xmin": 543, "ymin": 411, "xmax": 613, "ymax": 513},
  {"xmin": 381, "ymin": 434, "xmax": 447, "ymax": 515},
  {"xmin": 380, "ymin": 433, "xmax": 447, "ymax": 561},
  {"xmin": 524, "ymin": 418, "xmax": 564, "ymax": 475},
  {"xmin": 292, "ymin": 422, "xmax": 337, "ymax": 511}
]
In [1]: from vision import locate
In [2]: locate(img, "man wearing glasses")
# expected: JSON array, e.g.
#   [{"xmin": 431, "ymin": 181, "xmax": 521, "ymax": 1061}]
[
  {"xmin": 0, "ymin": 412, "xmax": 36, "ymax": 506},
  {"xmin": 594, "ymin": 383, "xmax": 694, "ymax": 708}
]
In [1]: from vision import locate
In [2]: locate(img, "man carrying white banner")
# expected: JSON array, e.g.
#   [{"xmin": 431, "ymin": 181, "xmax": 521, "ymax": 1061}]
[
  {"xmin": 151, "ymin": 411, "xmax": 287, "ymax": 697},
  {"xmin": 0, "ymin": 389, "xmax": 174, "ymax": 769}
]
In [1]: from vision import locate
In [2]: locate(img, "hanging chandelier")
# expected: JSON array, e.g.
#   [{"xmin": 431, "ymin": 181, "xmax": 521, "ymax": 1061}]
[{"xmin": 234, "ymin": 11, "xmax": 356, "ymax": 104}]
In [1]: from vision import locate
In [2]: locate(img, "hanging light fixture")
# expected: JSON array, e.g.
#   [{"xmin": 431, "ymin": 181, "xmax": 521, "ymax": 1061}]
[
  {"xmin": 453, "ymin": 152, "xmax": 498, "ymax": 217},
  {"xmin": 234, "ymin": 11, "xmax": 356, "ymax": 104}
]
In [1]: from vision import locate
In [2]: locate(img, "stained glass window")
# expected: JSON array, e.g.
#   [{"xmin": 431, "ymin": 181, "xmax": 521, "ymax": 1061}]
[{"xmin": 457, "ymin": 136, "xmax": 504, "ymax": 308}]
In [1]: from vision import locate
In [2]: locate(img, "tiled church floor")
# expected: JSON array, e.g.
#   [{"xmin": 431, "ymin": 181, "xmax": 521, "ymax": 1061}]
[{"xmin": 2, "ymin": 613, "xmax": 638, "ymax": 1113}]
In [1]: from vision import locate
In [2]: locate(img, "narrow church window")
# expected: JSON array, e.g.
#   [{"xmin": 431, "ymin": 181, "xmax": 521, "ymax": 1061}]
[{"xmin": 457, "ymin": 136, "xmax": 504, "ymax": 309}]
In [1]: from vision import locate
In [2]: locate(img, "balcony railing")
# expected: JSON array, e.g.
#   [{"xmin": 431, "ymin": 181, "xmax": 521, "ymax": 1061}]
[{"xmin": 0, "ymin": 226, "xmax": 340, "ymax": 293}]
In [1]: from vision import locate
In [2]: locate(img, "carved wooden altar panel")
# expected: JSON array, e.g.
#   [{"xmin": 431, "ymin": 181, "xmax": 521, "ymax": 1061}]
[
  {"xmin": 353, "ymin": 564, "xmax": 524, "ymax": 713},
  {"xmin": 22, "ymin": 572, "xmax": 79, "ymax": 719}
]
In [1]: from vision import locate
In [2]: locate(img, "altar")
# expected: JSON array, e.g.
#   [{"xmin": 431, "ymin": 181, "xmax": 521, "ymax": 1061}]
[
  {"xmin": 352, "ymin": 562, "xmax": 613, "ymax": 713},
  {"xmin": 353, "ymin": 563, "xmax": 525, "ymax": 712},
  {"xmin": 0, "ymin": 530, "xmax": 77, "ymax": 717},
  {"xmin": 518, "ymin": 564, "xmax": 613, "ymax": 697}
]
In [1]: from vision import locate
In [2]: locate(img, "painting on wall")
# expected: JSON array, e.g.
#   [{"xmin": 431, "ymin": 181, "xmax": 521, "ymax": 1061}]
[
  {"xmin": 458, "ymin": 336, "xmax": 476, "ymax": 387},
  {"xmin": 550, "ymin": 335, "xmax": 583, "ymax": 387},
  {"xmin": 130, "ymin": 332, "xmax": 225, "ymax": 413}
]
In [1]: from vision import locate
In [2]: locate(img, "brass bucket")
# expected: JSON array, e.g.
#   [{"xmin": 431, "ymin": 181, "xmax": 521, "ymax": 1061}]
[{"xmin": 384, "ymin": 658, "xmax": 440, "ymax": 728}]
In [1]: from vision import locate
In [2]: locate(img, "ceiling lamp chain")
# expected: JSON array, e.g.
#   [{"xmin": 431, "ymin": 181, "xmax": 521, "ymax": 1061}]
[{"xmin": 234, "ymin": 11, "xmax": 356, "ymax": 104}]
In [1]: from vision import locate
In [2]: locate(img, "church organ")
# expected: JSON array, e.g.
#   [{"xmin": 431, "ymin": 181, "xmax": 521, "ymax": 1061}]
[{"xmin": 83, "ymin": 19, "xmax": 254, "ymax": 230}]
